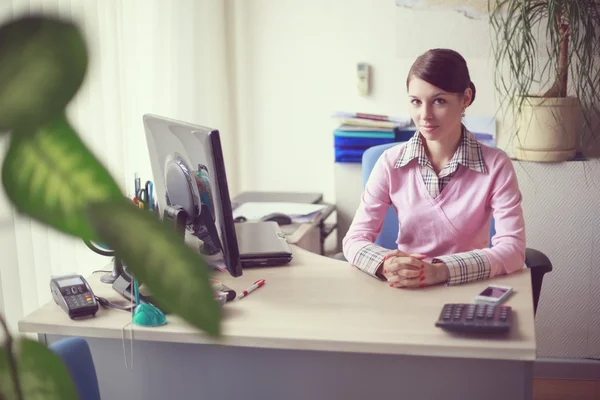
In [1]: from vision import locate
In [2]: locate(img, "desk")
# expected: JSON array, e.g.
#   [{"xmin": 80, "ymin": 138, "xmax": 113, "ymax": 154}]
[{"xmin": 19, "ymin": 247, "xmax": 536, "ymax": 400}]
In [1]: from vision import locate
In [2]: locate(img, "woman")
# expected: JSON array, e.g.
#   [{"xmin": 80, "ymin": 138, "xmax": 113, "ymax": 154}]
[{"xmin": 342, "ymin": 48, "xmax": 525, "ymax": 288}]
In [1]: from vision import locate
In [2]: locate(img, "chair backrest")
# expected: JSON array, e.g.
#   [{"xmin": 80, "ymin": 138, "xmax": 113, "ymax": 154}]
[
  {"xmin": 49, "ymin": 337, "xmax": 101, "ymax": 400},
  {"xmin": 361, "ymin": 143, "xmax": 495, "ymax": 249},
  {"xmin": 361, "ymin": 143, "xmax": 402, "ymax": 250}
]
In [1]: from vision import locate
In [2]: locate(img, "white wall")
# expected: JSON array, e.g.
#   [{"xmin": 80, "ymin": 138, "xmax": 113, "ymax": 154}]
[{"xmin": 233, "ymin": 0, "xmax": 499, "ymax": 202}]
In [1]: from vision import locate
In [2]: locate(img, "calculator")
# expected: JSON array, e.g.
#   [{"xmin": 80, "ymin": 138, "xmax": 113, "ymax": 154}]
[{"xmin": 435, "ymin": 303, "xmax": 512, "ymax": 333}]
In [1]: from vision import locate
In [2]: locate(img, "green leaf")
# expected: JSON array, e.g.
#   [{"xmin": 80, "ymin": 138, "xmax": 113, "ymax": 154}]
[
  {"xmin": 87, "ymin": 198, "xmax": 221, "ymax": 337},
  {"xmin": 0, "ymin": 339, "xmax": 78, "ymax": 400},
  {"xmin": 1, "ymin": 115, "xmax": 123, "ymax": 241},
  {"xmin": 0, "ymin": 16, "xmax": 87, "ymax": 133}
]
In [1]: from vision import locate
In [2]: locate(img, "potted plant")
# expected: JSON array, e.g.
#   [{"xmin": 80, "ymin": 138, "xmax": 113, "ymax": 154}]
[{"xmin": 489, "ymin": 0, "xmax": 600, "ymax": 161}]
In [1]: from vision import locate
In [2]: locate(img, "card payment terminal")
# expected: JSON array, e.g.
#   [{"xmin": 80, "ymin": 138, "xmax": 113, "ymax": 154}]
[{"xmin": 50, "ymin": 274, "xmax": 99, "ymax": 319}]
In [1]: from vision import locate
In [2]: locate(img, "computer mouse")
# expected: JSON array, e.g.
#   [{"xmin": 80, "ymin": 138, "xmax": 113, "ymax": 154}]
[{"xmin": 261, "ymin": 212, "xmax": 293, "ymax": 225}]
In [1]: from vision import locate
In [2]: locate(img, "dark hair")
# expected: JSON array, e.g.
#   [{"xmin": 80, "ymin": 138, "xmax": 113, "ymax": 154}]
[{"xmin": 406, "ymin": 49, "xmax": 476, "ymax": 105}]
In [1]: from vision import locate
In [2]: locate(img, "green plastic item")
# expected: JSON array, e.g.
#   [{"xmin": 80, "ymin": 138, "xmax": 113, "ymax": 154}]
[{"xmin": 132, "ymin": 279, "xmax": 167, "ymax": 327}]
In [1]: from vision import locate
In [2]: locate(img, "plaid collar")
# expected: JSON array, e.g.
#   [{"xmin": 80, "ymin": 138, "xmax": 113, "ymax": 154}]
[{"xmin": 394, "ymin": 125, "xmax": 487, "ymax": 174}]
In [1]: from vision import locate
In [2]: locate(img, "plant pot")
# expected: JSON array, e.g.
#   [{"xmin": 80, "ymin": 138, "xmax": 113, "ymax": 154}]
[{"xmin": 514, "ymin": 96, "xmax": 581, "ymax": 162}]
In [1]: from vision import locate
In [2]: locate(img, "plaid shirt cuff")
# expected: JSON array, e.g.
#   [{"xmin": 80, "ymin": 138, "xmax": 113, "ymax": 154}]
[
  {"xmin": 433, "ymin": 250, "xmax": 490, "ymax": 286},
  {"xmin": 353, "ymin": 243, "xmax": 390, "ymax": 280}
]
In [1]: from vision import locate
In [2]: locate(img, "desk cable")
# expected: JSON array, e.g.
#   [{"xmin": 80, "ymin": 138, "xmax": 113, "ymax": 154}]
[
  {"xmin": 94, "ymin": 296, "xmax": 134, "ymax": 312},
  {"xmin": 90, "ymin": 270, "xmax": 136, "ymax": 369},
  {"xmin": 121, "ymin": 321, "xmax": 134, "ymax": 370},
  {"xmin": 119, "ymin": 283, "xmax": 136, "ymax": 370}
]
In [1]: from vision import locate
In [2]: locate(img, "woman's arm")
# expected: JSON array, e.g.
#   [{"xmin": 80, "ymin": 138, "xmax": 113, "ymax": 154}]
[
  {"xmin": 433, "ymin": 153, "xmax": 526, "ymax": 285},
  {"xmin": 342, "ymin": 152, "xmax": 395, "ymax": 278},
  {"xmin": 481, "ymin": 153, "xmax": 526, "ymax": 277}
]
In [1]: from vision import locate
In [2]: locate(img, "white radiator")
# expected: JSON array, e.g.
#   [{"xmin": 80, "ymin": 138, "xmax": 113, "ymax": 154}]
[{"xmin": 515, "ymin": 161, "xmax": 600, "ymax": 358}]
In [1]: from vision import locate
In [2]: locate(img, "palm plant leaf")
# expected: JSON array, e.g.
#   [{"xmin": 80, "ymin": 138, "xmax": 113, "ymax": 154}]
[{"xmin": 489, "ymin": 0, "xmax": 600, "ymax": 140}]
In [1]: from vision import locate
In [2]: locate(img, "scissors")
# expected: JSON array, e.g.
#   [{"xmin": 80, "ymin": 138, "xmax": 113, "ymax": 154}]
[{"xmin": 136, "ymin": 181, "xmax": 154, "ymax": 211}]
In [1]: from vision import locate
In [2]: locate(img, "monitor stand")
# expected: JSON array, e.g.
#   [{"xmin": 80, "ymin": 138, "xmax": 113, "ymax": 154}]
[{"xmin": 100, "ymin": 258, "xmax": 123, "ymax": 284}]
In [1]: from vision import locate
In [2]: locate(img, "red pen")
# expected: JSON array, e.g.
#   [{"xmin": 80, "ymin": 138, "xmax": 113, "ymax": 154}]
[{"xmin": 238, "ymin": 279, "xmax": 266, "ymax": 299}]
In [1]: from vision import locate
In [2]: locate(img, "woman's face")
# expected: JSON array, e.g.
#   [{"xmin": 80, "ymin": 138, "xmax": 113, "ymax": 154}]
[{"xmin": 407, "ymin": 77, "xmax": 471, "ymax": 143}]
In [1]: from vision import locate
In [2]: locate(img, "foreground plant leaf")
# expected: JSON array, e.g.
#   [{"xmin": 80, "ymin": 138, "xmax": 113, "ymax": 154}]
[
  {"xmin": 1, "ymin": 115, "xmax": 123, "ymax": 241},
  {"xmin": 0, "ymin": 16, "xmax": 87, "ymax": 133},
  {"xmin": 87, "ymin": 198, "xmax": 221, "ymax": 336},
  {"xmin": 0, "ymin": 339, "xmax": 77, "ymax": 400}
]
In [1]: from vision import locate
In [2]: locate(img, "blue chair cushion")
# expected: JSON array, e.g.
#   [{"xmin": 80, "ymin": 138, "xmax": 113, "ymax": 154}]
[
  {"xmin": 362, "ymin": 143, "xmax": 405, "ymax": 250},
  {"xmin": 49, "ymin": 337, "xmax": 101, "ymax": 400}
]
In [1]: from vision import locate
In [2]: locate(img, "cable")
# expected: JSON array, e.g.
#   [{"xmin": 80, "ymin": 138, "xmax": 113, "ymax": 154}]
[
  {"xmin": 123, "ymin": 277, "xmax": 136, "ymax": 369},
  {"xmin": 121, "ymin": 321, "xmax": 134, "ymax": 370},
  {"xmin": 92, "ymin": 270, "xmax": 112, "ymax": 274},
  {"xmin": 94, "ymin": 296, "xmax": 134, "ymax": 312}
]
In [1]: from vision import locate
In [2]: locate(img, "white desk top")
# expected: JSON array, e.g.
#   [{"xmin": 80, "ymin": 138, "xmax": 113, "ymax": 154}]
[{"xmin": 19, "ymin": 246, "xmax": 536, "ymax": 361}]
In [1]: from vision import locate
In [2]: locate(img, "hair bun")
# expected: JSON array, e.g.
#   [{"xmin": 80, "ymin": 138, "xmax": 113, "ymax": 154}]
[{"xmin": 468, "ymin": 81, "xmax": 477, "ymax": 105}]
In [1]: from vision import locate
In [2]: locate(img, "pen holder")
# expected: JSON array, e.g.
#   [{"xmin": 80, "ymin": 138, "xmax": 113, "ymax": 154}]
[{"xmin": 132, "ymin": 278, "xmax": 167, "ymax": 327}]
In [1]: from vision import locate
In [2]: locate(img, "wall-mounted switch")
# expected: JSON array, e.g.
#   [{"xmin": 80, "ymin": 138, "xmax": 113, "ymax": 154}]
[{"xmin": 357, "ymin": 62, "xmax": 371, "ymax": 96}]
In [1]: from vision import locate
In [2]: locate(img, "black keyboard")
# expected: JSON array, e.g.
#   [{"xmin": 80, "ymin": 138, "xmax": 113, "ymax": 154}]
[{"xmin": 435, "ymin": 303, "xmax": 512, "ymax": 333}]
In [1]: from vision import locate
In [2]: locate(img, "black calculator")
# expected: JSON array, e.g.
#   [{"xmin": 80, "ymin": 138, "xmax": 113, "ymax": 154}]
[{"xmin": 435, "ymin": 303, "xmax": 512, "ymax": 333}]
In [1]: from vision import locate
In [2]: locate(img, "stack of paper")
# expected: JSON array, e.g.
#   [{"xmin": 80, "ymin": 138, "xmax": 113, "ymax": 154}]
[
  {"xmin": 332, "ymin": 111, "xmax": 412, "ymax": 128},
  {"xmin": 332, "ymin": 111, "xmax": 415, "ymax": 163}
]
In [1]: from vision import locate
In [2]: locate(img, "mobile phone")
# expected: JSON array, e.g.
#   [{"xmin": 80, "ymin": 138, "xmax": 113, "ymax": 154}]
[{"xmin": 473, "ymin": 284, "xmax": 513, "ymax": 306}]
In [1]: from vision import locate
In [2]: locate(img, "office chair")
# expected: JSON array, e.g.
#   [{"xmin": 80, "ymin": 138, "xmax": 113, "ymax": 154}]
[
  {"xmin": 49, "ymin": 337, "xmax": 101, "ymax": 400},
  {"xmin": 359, "ymin": 142, "xmax": 552, "ymax": 315}
]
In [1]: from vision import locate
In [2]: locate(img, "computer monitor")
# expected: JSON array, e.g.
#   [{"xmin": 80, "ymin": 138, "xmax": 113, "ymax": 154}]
[{"xmin": 143, "ymin": 114, "xmax": 243, "ymax": 277}]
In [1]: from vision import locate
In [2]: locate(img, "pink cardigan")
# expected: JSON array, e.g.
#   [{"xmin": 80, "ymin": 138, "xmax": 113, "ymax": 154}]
[{"xmin": 343, "ymin": 142, "xmax": 526, "ymax": 279}]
